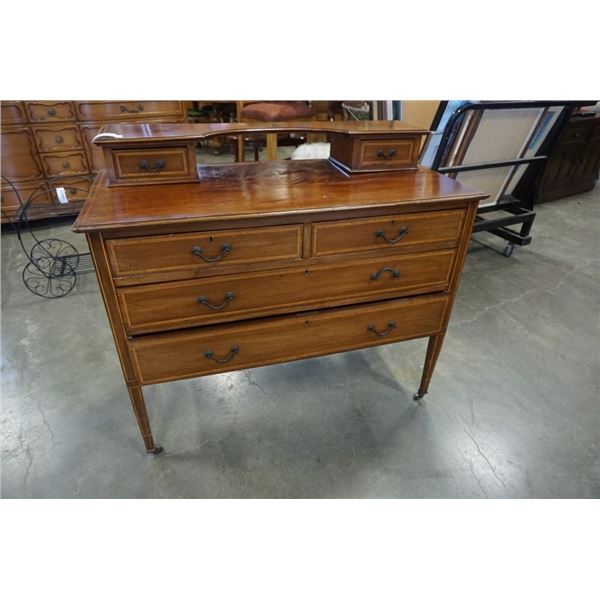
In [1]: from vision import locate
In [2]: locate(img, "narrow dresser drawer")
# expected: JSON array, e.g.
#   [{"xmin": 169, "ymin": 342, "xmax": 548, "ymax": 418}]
[
  {"xmin": 130, "ymin": 295, "xmax": 448, "ymax": 384},
  {"xmin": 111, "ymin": 147, "xmax": 193, "ymax": 181},
  {"xmin": 32, "ymin": 125, "xmax": 83, "ymax": 152},
  {"xmin": 107, "ymin": 224, "xmax": 304, "ymax": 278},
  {"xmin": 40, "ymin": 151, "xmax": 89, "ymax": 178},
  {"xmin": 75, "ymin": 101, "xmax": 183, "ymax": 121},
  {"xmin": 118, "ymin": 249, "xmax": 455, "ymax": 333},
  {"xmin": 25, "ymin": 101, "xmax": 76, "ymax": 122},
  {"xmin": 312, "ymin": 209, "xmax": 465, "ymax": 257}
]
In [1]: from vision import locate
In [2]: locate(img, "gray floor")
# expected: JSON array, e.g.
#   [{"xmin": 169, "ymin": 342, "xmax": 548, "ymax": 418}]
[{"xmin": 1, "ymin": 183, "xmax": 598, "ymax": 498}]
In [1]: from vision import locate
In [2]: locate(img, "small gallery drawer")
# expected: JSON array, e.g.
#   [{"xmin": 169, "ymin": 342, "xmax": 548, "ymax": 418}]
[
  {"xmin": 130, "ymin": 294, "xmax": 448, "ymax": 384},
  {"xmin": 1, "ymin": 102, "xmax": 27, "ymax": 125},
  {"xmin": 312, "ymin": 209, "xmax": 465, "ymax": 257},
  {"xmin": 106, "ymin": 224, "xmax": 304, "ymax": 278},
  {"xmin": 40, "ymin": 151, "xmax": 89, "ymax": 178},
  {"xmin": 25, "ymin": 101, "xmax": 76, "ymax": 122},
  {"xmin": 356, "ymin": 138, "xmax": 420, "ymax": 169},
  {"xmin": 118, "ymin": 249, "xmax": 455, "ymax": 333},
  {"xmin": 75, "ymin": 101, "xmax": 183, "ymax": 121},
  {"xmin": 33, "ymin": 125, "xmax": 83, "ymax": 153},
  {"xmin": 111, "ymin": 147, "xmax": 193, "ymax": 181}
]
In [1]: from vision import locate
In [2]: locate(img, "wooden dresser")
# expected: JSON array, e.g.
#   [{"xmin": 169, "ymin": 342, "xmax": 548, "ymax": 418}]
[
  {"xmin": 1, "ymin": 101, "xmax": 187, "ymax": 222},
  {"xmin": 73, "ymin": 121, "xmax": 487, "ymax": 454}
]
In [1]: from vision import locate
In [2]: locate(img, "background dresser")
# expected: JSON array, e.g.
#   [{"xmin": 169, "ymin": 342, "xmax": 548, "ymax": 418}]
[
  {"xmin": 74, "ymin": 121, "xmax": 487, "ymax": 454},
  {"xmin": 1, "ymin": 101, "xmax": 187, "ymax": 222}
]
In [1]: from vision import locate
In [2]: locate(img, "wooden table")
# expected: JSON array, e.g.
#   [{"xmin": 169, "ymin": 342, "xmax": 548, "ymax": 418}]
[{"xmin": 73, "ymin": 122, "xmax": 487, "ymax": 454}]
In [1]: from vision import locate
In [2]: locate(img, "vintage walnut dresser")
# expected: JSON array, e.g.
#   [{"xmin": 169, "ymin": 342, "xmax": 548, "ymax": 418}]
[{"xmin": 73, "ymin": 121, "xmax": 487, "ymax": 454}]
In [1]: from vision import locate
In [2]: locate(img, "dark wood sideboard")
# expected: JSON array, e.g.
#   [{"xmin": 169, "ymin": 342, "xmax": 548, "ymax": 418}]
[
  {"xmin": 1, "ymin": 101, "xmax": 187, "ymax": 222},
  {"xmin": 535, "ymin": 112, "xmax": 600, "ymax": 203},
  {"xmin": 73, "ymin": 121, "xmax": 487, "ymax": 454}
]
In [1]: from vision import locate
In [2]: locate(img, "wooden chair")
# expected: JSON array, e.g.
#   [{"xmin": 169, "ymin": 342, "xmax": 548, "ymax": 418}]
[{"xmin": 236, "ymin": 101, "xmax": 317, "ymax": 161}]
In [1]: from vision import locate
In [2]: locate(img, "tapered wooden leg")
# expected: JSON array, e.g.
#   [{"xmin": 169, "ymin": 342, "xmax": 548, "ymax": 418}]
[
  {"xmin": 128, "ymin": 385, "xmax": 163, "ymax": 454},
  {"xmin": 414, "ymin": 332, "xmax": 446, "ymax": 401}
]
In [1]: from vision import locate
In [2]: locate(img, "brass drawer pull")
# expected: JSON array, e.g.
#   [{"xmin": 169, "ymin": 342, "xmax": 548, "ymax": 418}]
[
  {"xmin": 139, "ymin": 159, "xmax": 166, "ymax": 172},
  {"xmin": 376, "ymin": 148, "xmax": 397, "ymax": 160},
  {"xmin": 191, "ymin": 243, "xmax": 231, "ymax": 262},
  {"xmin": 371, "ymin": 266, "xmax": 401, "ymax": 281},
  {"xmin": 55, "ymin": 135, "xmax": 63, "ymax": 144},
  {"xmin": 120, "ymin": 103, "xmax": 144, "ymax": 113},
  {"xmin": 197, "ymin": 291, "xmax": 235, "ymax": 311},
  {"xmin": 204, "ymin": 344, "xmax": 239, "ymax": 364},
  {"xmin": 367, "ymin": 321, "xmax": 396, "ymax": 337},
  {"xmin": 375, "ymin": 226, "xmax": 408, "ymax": 243}
]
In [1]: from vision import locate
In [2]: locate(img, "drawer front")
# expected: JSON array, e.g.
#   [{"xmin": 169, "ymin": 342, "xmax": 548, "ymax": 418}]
[
  {"xmin": 40, "ymin": 151, "xmax": 89, "ymax": 178},
  {"xmin": 312, "ymin": 209, "xmax": 465, "ymax": 257},
  {"xmin": 1, "ymin": 102, "xmax": 27, "ymax": 125},
  {"xmin": 1, "ymin": 183, "xmax": 53, "ymax": 213},
  {"xmin": 118, "ymin": 249, "xmax": 455, "ymax": 333},
  {"xmin": 112, "ymin": 147, "xmax": 192, "ymax": 181},
  {"xmin": 107, "ymin": 224, "xmax": 304, "ymax": 277},
  {"xmin": 51, "ymin": 177, "xmax": 92, "ymax": 203},
  {"xmin": 33, "ymin": 125, "xmax": 83, "ymax": 153},
  {"xmin": 75, "ymin": 101, "xmax": 183, "ymax": 121},
  {"xmin": 1, "ymin": 128, "xmax": 44, "ymax": 182},
  {"xmin": 130, "ymin": 295, "xmax": 448, "ymax": 384},
  {"xmin": 26, "ymin": 101, "xmax": 76, "ymax": 122},
  {"xmin": 358, "ymin": 138, "xmax": 420, "ymax": 169}
]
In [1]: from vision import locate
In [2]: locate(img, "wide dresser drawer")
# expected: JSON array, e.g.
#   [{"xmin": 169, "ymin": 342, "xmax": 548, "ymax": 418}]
[
  {"xmin": 75, "ymin": 101, "xmax": 184, "ymax": 121},
  {"xmin": 107, "ymin": 224, "xmax": 304, "ymax": 278},
  {"xmin": 312, "ymin": 209, "xmax": 465, "ymax": 257},
  {"xmin": 130, "ymin": 294, "xmax": 448, "ymax": 384},
  {"xmin": 118, "ymin": 249, "xmax": 455, "ymax": 333}
]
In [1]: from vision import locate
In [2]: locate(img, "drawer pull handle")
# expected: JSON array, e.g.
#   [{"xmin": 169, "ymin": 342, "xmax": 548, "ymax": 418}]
[
  {"xmin": 204, "ymin": 345, "xmax": 239, "ymax": 364},
  {"xmin": 191, "ymin": 243, "xmax": 231, "ymax": 262},
  {"xmin": 47, "ymin": 108, "xmax": 56, "ymax": 116},
  {"xmin": 376, "ymin": 148, "xmax": 397, "ymax": 160},
  {"xmin": 139, "ymin": 159, "xmax": 166, "ymax": 172},
  {"xmin": 120, "ymin": 103, "xmax": 144, "ymax": 113},
  {"xmin": 197, "ymin": 291, "xmax": 235, "ymax": 311},
  {"xmin": 55, "ymin": 135, "xmax": 63, "ymax": 144},
  {"xmin": 375, "ymin": 226, "xmax": 408, "ymax": 243},
  {"xmin": 62, "ymin": 161, "xmax": 71, "ymax": 169},
  {"xmin": 371, "ymin": 266, "xmax": 401, "ymax": 281},
  {"xmin": 367, "ymin": 321, "xmax": 396, "ymax": 337}
]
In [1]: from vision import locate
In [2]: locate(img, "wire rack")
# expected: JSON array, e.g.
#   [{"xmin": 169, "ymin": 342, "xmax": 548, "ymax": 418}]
[{"xmin": 1, "ymin": 176, "xmax": 95, "ymax": 298}]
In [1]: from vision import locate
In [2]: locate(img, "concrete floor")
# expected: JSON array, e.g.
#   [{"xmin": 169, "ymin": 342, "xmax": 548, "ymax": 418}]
[{"xmin": 1, "ymin": 180, "xmax": 598, "ymax": 498}]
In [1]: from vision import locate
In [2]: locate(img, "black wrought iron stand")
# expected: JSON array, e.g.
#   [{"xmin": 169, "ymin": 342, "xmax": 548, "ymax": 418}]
[{"xmin": 2, "ymin": 176, "xmax": 95, "ymax": 298}]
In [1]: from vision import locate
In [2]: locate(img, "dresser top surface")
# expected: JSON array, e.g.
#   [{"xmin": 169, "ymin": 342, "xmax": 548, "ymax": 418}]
[{"xmin": 73, "ymin": 160, "xmax": 487, "ymax": 232}]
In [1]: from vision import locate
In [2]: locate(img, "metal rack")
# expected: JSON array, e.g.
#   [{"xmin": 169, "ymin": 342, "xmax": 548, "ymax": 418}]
[
  {"xmin": 1, "ymin": 176, "xmax": 95, "ymax": 298},
  {"xmin": 424, "ymin": 101, "xmax": 593, "ymax": 257}
]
